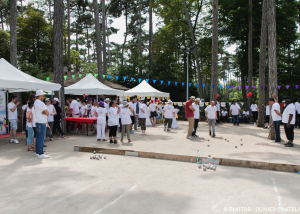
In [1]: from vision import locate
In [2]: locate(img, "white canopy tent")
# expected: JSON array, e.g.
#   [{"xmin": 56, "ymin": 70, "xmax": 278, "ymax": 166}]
[
  {"xmin": 124, "ymin": 80, "xmax": 170, "ymax": 97},
  {"xmin": 0, "ymin": 58, "xmax": 61, "ymax": 92},
  {"xmin": 64, "ymin": 73, "xmax": 125, "ymax": 96}
]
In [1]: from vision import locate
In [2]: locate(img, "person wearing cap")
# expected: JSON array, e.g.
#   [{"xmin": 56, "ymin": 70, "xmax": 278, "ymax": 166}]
[
  {"xmin": 108, "ymin": 100, "xmax": 121, "ymax": 144},
  {"xmin": 191, "ymin": 98, "xmax": 200, "ymax": 137},
  {"xmin": 7, "ymin": 95, "xmax": 20, "ymax": 144},
  {"xmin": 268, "ymin": 97, "xmax": 282, "ymax": 143},
  {"xmin": 163, "ymin": 100, "xmax": 175, "ymax": 132},
  {"xmin": 185, "ymin": 96, "xmax": 195, "ymax": 139},
  {"xmin": 149, "ymin": 99, "xmax": 157, "ymax": 126},
  {"xmin": 26, "ymin": 101, "xmax": 35, "ymax": 151},
  {"xmin": 295, "ymin": 97, "xmax": 300, "ymax": 129},
  {"xmin": 205, "ymin": 101, "xmax": 218, "ymax": 137},
  {"xmin": 52, "ymin": 98, "xmax": 65, "ymax": 139},
  {"xmin": 46, "ymin": 98, "xmax": 56, "ymax": 141},
  {"xmin": 121, "ymin": 101, "xmax": 134, "ymax": 142},
  {"xmin": 229, "ymin": 100, "xmax": 241, "ymax": 126},
  {"xmin": 250, "ymin": 101, "xmax": 258, "ymax": 123},
  {"xmin": 95, "ymin": 101, "xmax": 108, "ymax": 141},
  {"xmin": 139, "ymin": 100, "xmax": 147, "ymax": 134},
  {"xmin": 34, "ymin": 90, "xmax": 50, "ymax": 159},
  {"xmin": 282, "ymin": 96, "xmax": 296, "ymax": 147}
]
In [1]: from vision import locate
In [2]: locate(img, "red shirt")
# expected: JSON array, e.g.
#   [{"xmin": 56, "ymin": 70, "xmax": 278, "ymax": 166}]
[{"xmin": 185, "ymin": 100, "xmax": 194, "ymax": 118}]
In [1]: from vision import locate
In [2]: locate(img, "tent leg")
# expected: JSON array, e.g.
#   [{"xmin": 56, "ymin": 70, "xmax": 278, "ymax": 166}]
[
  {"xmin": 6, "ymin": 91, "xmax": 9, "ymax": 134},
  {"xmin": 96, "ymin": 95, "xmax": 98, "ymax": 101}
]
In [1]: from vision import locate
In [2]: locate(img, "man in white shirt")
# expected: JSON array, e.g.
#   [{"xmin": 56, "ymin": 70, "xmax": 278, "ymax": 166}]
[
  {"xmin": 34, "ymin": 90, "xmax": 49, "ymax": 159},
  {"xmin": 205, "ymin": 101, "xmax": 218, "ymax": 137},
  {"xmin": 221, "ymin": 108, "xmax": 228, "ymax": 123},
  {"xmin": 250, "ymin": 101, "xmax": 258, "ymax": 122},
  {"xmin": 282, "ymin": 96, "xmax": 296, "ymax": 147},
  {"xmin": 7, "ymin": 95, "xmax": 20, "ymax": 144},
  {"xmin": 139, "ymin": 100, "xmax": 148, "ymax": 134},
  {"xmin": 192, "ymin": 98, "xmax": 200, "ymax": 137},
  {"xmin": 242, "ymin": 108, "xmax": 250, "ymax": 123},
  {"xmin": 229, "ymin": 100, "xmax": 241, "ymax": 126},
  {"xmin": 268, "ymin": 97, "xmax": 282, "ymax": 143},
  {"xmin": 295, "ymin": 97, "xmax": 300, "ymax": 129},
  {"xmin": 163, "ymin": 100, "xmax": 175, "ymax": 132},
  {"xmin": 216, "ymin": 99, "xmax": 221, "ymax": 124},
  {"xmin": 69, "ymin": 96, "xmax": 80, "ymax": 116}
]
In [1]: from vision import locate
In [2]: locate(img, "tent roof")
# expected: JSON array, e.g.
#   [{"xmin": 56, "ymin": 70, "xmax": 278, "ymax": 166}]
[
  {"xmin": 124, "ymin": 80, "xmax": 170, "ymax": 97},
  {"xmin": 64, "ymin": 73, "xmax": 124, "ymax": 96},
  {"xmin": 0, "ymin": 58, "xmax": 61, "ymax": 92}
]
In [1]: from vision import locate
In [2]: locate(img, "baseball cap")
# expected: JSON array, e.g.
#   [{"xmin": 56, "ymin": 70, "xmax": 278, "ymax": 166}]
[
  {"xmin": 189, "ymin": 96, "xmax": 196, "ymax": 100},
  {"xmin": 53, "ymin": 98, "xmax": 59, "ymax": 102},
  {"xmin": 123, "ymin": 101, "xmax": 129, "ymax": 106},
  {"xmin": 35, "ymin": 90, "xmax": 45, "ymax": 96},
  {"xmin": 105, "ymin": 98, "xmax": 110, "ymax": 102},
  {"xmin": 167, "ymin": 100, "xmax": 172, "ymax": 104}
]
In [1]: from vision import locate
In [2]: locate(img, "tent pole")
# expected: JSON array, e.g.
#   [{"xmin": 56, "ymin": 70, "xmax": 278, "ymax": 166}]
[
  {"xmin": 97, "ymin": 95, "xmax": 98, "ymax": 101},
  {"xmin": 6, "ymin": 91, "xmax": 8, "ymax": 134}
]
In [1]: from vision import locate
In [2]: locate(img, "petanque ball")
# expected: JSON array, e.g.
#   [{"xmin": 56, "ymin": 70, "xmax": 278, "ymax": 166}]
[{"xmin": 235, "ymin": 146, "xmax": 237, "ymax": 148}]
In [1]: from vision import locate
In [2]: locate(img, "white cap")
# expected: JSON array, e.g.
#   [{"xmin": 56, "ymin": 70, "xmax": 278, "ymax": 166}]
[
  {"xmin": 168, "ymin": 100, "xmax": 172, "ymax": 104},
  {"xmin": 105, "ymin": 98, "xmax": 110, "ymax": 101},
  {"xmin": 53, "ymin": 98, "xmax": 59, "ymax": 102},
  {"xmin": 36, "ymin": 90, "xmax": 45, "ymax": 96},
  {"xmin": 45, "ymin": 98, "xmax": 50, "ymax": 101}
]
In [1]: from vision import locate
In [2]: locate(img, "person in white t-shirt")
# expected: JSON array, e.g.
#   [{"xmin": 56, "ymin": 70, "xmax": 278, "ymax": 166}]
[
  {"xmin": 80, "ymin": 100, "xmax": 88, "ymax": 134},
  {"xmin": 282, "ymin": 96, "xmax": 296, "ymax": 147},
  {"xmin": 108, "ymin": 101, "xmax": 121, "ymax": 144},
  {"xmin": 191, "ymin": 98, "xmax": 200, "ymax": 137},
  {"xmin": 95, "ymin": 101, "xmax": 108, "ymax": 141},
  {"xmin": 250, "ymin": 101, "xmax": 258, "ymax": 122},
  {"xmin": 90, "ymin": 100, "xmax": 98, "ymax": 134},
  {"xmin": 216, "ymin": 99, "xmax": 221, "ymax": 124},
  {"xmin": 205, "ymin": 101, "xmax": 218, "ymax": 137},
  {"xmin": 268, "ymin": 97, "xmax": 282, "ymax": 143},
  {"xmin": 149, "ymin": 100, "xmax": 157, "ymax": 126},
  {"xmin": 229, "ymin": 101, "xmax": 241, "ymax": 126},
  {"xmin": 22, "ymin": 97, "xmax": 29, "ymax": 133},
  {"xmin": 242, "ymin": 108, "xmax": 250, "ymax": 123},
  {"xmin": 7, "ymin": 95, "xmax": 20, "ymax": 144},
  {"xmin": 221, "ymin": 108, "xmax": 228, "ymax": 123},
  {"xmin": 69, "ymin": 96, "xmax": 80, "ymax": 116},
  {"xmin": 262, "ymin": 102, "xmax": 270, "ymax": 129},
  {"xmin": 295, "ymin": 98, "xmax": 300, "ymax": 129},
  {"xmin": 46, "ymin": 98, "xmax": 56, "ymax": 141},
  {"xmin": 26, "ymin": 101, "xmax": 35, "ymax": 151},
  {"xmin": 120, "ymin": 101, "xmax": 133, "ymax": 142},
  {"xmin": 139, "ymin": 100, "xmax": 148, "ymax": 134},
  {"xmin": 34, "ymin": 90, "xmax": 50, "ymax": 159},
  {"xmin": 163, "ymin": 100, "xmax": 175, "ymax": 132}
]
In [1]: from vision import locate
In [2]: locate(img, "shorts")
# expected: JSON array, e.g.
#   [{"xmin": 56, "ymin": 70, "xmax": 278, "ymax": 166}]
[
  {"xmin": 131, "ymin": 116, "xmax": 135, "ymax": 124},
  {"xmin": 265, "ymin": 115, "xmax": 270, "ymax": 123},
  {"xmin": 9, "ymin": 119, "xmax": 18, "ymax": 130},
  {"xmin": 106, "ymin": 116, "xmax": 108, "ymax": 121},
  {"xmin": 150, "ymin": 111, "xmax": 157, "ymax": 118}
]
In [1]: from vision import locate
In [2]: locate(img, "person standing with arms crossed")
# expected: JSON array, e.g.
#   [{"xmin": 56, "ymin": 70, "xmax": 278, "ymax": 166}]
[
  {"xmin": 185, "ymin": 96, "xmax": 195, "ymax": 139},
  {"xmin": 205, "ymin": 101, "xmax": 218, "ymax": 137}
]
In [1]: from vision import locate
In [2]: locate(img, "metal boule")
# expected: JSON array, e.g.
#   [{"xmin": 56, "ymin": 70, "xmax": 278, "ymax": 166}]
[
  {"xmin": 90, "ymin": 156, "xmax": 92, "ymax": 159},
  {"xmin": 240, "ymin": 139, "xmax": 242, "ymax": 141},
  {"xmin": 227, "ymin": 140, "xmax": 229, "ymax": 142},
  {"xmin": 203, "ymin": 167, "xmax": 206, "ymax": 171},
  {"xmin": 94, "ymin": 151, "xmax": 96, "ymax": 154},
  {"xmin": 208, "ymin": 154, "xmax": 211, "ymax": 157},
  {"xmin": 100, "ymin": 155, "xmax": 102, "ymax": 159},
  {"xmin": 235, "ymin": 146, "xmax": 237, "ymax": 148},
  {"xmin": 198, "ymin": 164, "xmax": 201, "ymax": 169},
  {"xmin": 241, "ymin": 143, "xmax": 243, "ymax": 146},
  {"xmin": 104, "ymin": 156, "xmax": 106, "ymax": 159},
  {"xmin": 207, "ymin": 144, "xmax": 210, "ymax": 147}
]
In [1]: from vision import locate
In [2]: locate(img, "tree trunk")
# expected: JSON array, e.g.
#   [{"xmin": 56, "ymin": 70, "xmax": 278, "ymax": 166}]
[
  {"xmin": 138, "ymin": 0, "xmax": 142, "ymax": 76},
  {"xmin": 10, "ymin": 0, "xmax": 17, "ymax": 67},
  {"xmin": 267, "ymin": 0, "xmax": 277, "ymax": 140},
  {"xmin": 182, "ymin": 0, "xmax": 204, "ymax": 98},
  {"xmin": 67, "ymin": 0, "xmax": 71, "ymax": 71},
  {"xmin": 122, "ymin": 2, "xmax": 128, "ymax": 66},
  {"xmin": 102, "ymin": 0, "xmax": 107, "ymax": 74},
  {"xmin": 210, "ymin": 0, "xmax": 218, "ymax": 101},
  {"xmin": 248, "ymin": 0, "xmax": 253, "ymax": 107},
  {"xmin": 93, "ymin": 0, "xmax": 103, "ymax": 81},
  {"xmin": 241, "ymin": 69, "xmax": 247, "ymax": 103},
  {"xmin": 53, "ymin": 0, "xmax": 66, "ymax": 133},
  {"xmin": 149, "ymin": 0, "xmax": 153, "ymax": 67},
  {"xmin": 257, "ymin": 0, "xmax": 268, "ymax": 127},
  {"xmin": 106, "ymin": 17, "xmax": 111, "ymax": 69}
]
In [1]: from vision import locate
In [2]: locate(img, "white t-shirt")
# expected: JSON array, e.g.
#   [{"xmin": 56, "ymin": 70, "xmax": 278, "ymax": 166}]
[
  {"xmin": 149, "ymin": 103, "xmax": 157, "ymax": 112},
  {"xmin": 163, "ymin": 105, "xmax": 175, "ymax": 119},
  {"xmin": 22, "ymin": 104, "xmax": 28, "ymax": 111},
  {"xmin": 7, "ymin": 102, "xmax": 17, "ymax": 120},
  {"xmin": 295, "ymin": 102, "xmax": 300, "ymax": 114},
  {"xmin": 230, "ymin": 104, "xmax": 241, "ymax": 115},
  {"xmin": 243, "ymin": 111, "xmax": 249, "ymax": 116},
  {"xmin": 34, "ymin": 99, "xmax": 48, "ymax": 123},
  {"xmin": 27, "ymin": 106, "xmax": 36, "ymax": 127},
  {"xmin": 282, "ymin": 103, "xmax": 295, "ymax": 124},
  {"xmin": 216, "ymin": 102, "xmax": 220, "ymax": 111},
  {"xmin": 77, "ymin": 102, "xmax": 82, "ymax": 109},
  {"xmin": 91, "ymin": 105, "xmax": 97, "ymax": 117},
  {"xmin": 104, "ymin": 102, "xmax": 109, "ymax": 110},
  {"xmin": 70, "ymin": 100, "xmax": 80, "ymax": 115},
  {"xmin": 118, "ymin": 104, "xmax": 123, "ymax": 118},
  {"xmin": 205, "ymin": 105, "xmax": 217, "ymax": 119},
  {"xmin": 192, "ymin": 103, "xmax": 200, "ymax": 119},
  {"xmin": 129, "ymin": 102, "xmax": 136, "ymax": 116},
  {"xmin": 96, "ymin": 107, "xmax": 107, "ymax": 124},
  {"xmin": 266, "ymin": 105, "xmax": 270, "ymax": 116},
  {"xmin": 26, "ymin": 108, "xmax": 34, "ymax": 128},
  {"xmin": 271, "ymin": 103, "xmax": 282, "ymax": 121},
  {"xmin": 139, "ymin": 103, "xmax": 147, "ymax": 118},
  {"xmin": 121, "ymin": 107, "xmax": 132, "ymax": 125},
  {"xmin": 46, "ymin": 105, "xmax": 54, "ymax": 122},
  {"xmin": 158, "ymin": 104, "xmax": 163, "ymax": 111},
  {"xmin": 108, "ymin": 107, "xmax": 119, "ymax": 126},
  {"xmin": 87, "ymin": 103, "xmax": 92, "ymax": 111},
  {"xmin": 221, "ymin": 111, "xmax": 228, "ymax": 117},
  {"xmin": 80, "ymin": 105, "xmax": 88, "ymax": 116},
  {"xmin": 250, "ymin": 104, "xmax": 258, "ymax": 112}
]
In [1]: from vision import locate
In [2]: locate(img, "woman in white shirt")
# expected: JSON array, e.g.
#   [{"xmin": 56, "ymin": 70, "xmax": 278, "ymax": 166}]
[
  {"xmin": 250, "ymin": 101, "xmax": 258, "ymax": 122},
  {"xmin": 46, "ymin": 98, "xmax": 56, "ymax": 141},
  {"xmin": 108, "ymin": 101, "xmax": 121, "ymax": 144},
  {"xmin": 121, "ymin": 101, "xmax": 133, "ymax": 142},
  {"xmin": 26, "ymin": 101, "xmax": 35, "ymax": 151},
  {"xmin": 139, "ymin": 100, "xmax": 148, "ymax": 134},
  {"xmin": 149, "ymin": 100, "xmax": 157, "ymax": 126},
  {"xmin": 95, "ymin": 101, "xmax": 108, "ymax": 141},
  {"xmin": 242, "ymin": 108, "xmax": 250, "ymax": 123},
  {"xmin": 91, "ymin": 100, "xmax": 98, "ymax": 133},
  {"xmin": 80, "ymin": 100, "xmax": 88, "ymax": 134}
]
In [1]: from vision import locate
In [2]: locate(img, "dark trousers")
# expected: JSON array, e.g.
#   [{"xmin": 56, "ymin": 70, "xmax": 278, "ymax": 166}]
[
  {"xmin": 192, "ymin": 119, "xmax": 199, "ymax": 136},
  {"xmin": 252, "ymin": 111, "xmax": 258, "ymax": 121},
  {"xmin": 243, "ymin": 116, "xmax": 249, "ymax": 123},
  {"xmin": 164, "ymin": 118, "xmax": 173, "ymax": 129},
  {"xmin": 109, "ymin": 125, "xmax": 118, "ymax": 137},
  {"xmin": 53, "ymin": 118, "xmax": 64, "ymax": 136},
  {"xmin": 273, "ymin": 120, "xmax": 281, "ymax": 142},
  {"xmin": 296, "ymin": 114, "xmax": 300, "ymax": 128},
  {"xmin": 119, "ymin": 118, "xmax": 122, "ymax": 132},
  {"xmin": 217, "ymin": 111, "xmax": 220, "ymax": 123},
  {"xmin": 283, "ymin": 123, "xmax": 294, "ymax": 142},
  {"xmin": 232, "ymin": 115, "xmax": 239, "ymax": 125}
]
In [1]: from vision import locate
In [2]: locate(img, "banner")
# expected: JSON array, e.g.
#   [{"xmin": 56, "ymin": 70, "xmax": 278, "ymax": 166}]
[
  {"xmin": 199, "ymin": 102, "xmax": 204, "ymax": 107},
  {"xmin": 177, "ymin": 102, "xmax": 182, "ymax": 107},
  {"xmin": 0, "ymin": 91, "xmax": 7, "ymax": 134}
]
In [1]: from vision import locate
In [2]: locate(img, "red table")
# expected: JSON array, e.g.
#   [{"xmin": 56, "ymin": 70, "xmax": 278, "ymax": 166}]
[{"xmin": 65, "ymin": 117, "xmax": 97, "ymax": 136}]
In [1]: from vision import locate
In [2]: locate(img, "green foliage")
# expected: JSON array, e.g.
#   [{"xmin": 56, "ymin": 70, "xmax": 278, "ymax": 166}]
[{"xmin": 0, "ymin": 29, "xmax": 10, "ymax": 60}]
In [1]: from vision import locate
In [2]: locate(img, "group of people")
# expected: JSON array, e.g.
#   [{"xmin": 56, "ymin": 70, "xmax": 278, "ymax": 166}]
[{"xmin": 7, "ymin": 90, "xmax": 65, "ymax": 159}]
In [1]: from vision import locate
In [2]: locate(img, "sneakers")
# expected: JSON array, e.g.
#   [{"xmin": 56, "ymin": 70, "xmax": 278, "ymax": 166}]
[
  {"xmin": 59, "ymin": 135, "xmax": 66, "ymax": 139},
  {"xmin": 209, "ymin": 131, "xmax": 211, "ymax": 136},
  {"xmin": 36, "ymin": 154, "xmax": 39, "ymax": 157},
  {"xmin": 50, "ymin": 138, "xmax": 54, "ymax": 141},
  {"xmin": 187, "ymin": 136, "xmax": 195, "ymax": 139},
  {"xmin": 110, "ymin": 139, "xmax": 113, "ymax": 143},
  {"xmin": 9, "ymin": 139, "xmax": 14, "ymax": 143},
  {"xmin": 167, "ymin": 129, "xmax": 171, "ymax": 132},
  {"xmin": 129, "ymin": 131, "xmax": 134, "ymax": 134},
  {"xmin": 44, "ymin": 144, "xmax": 47, "ymax": 147},
  {"xmin": 38, "ymin": 154, "xmax": 49, "ymax": 159},
  {"xmin": 114, "ymin": 140, "xmax": 118, "ymax": 144},
  {"xmin": 285, "ymin": 142, "xmax": 294, "ymax": 147},
  {"xmin": 212, "ymin": 134, "xmax": 216, "ymax": 137},
  {"xmin": 14, "ymin": 139, "xmax": 19, "ymax": 144}
]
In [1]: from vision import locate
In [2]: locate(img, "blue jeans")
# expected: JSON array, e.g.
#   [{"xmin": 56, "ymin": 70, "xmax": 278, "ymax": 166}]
[
  {"xmin": 36, "ymin": 123, "xmax": 46, "ymax": 155},
  {"xmin": 273, "ymin": 120, "xmax": 281, "ymax": 142},
  {"xmin": 232, "ymin": 115, "xmax": 239, "ymax": 125},
  {"xmin": 243, "ymin": 116, "xmax": 249, "ymax": 123},
  {"xmin": 26, "ymin": 126, "xmax": 34, "ymax": 145}
]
